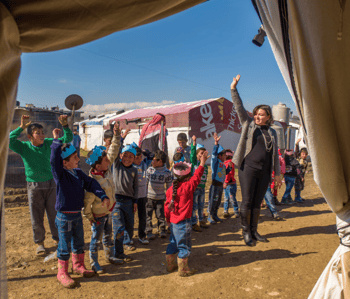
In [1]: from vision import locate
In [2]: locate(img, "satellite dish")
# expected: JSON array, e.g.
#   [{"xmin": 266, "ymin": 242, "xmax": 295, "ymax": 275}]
[{"xmin": 65, "ymin": 94, "xmax": 83, "ymax": 111}]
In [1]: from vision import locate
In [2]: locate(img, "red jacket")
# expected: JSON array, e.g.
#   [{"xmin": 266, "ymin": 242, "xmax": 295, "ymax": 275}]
[
  {"xmin": 165, "ymin": 166, "xmax": 204, "ymax": 224},
  {"xmin": 224, "ymin": 159, "xmax": 236, "ymax": 184}
]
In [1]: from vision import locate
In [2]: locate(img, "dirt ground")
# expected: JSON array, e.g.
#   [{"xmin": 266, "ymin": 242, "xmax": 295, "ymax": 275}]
[{"xmin": 4, "ymin": 171, "xmax": 337, "ymax": 299}]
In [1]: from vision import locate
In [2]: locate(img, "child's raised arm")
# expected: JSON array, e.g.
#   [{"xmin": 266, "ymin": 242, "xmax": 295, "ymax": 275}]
[
  {"xmin": 9, "ymin": 115, "xmax": 31, "ymax": 154},
  {"xmin": 58, "ymin": 115, "xmax": 73, "ymax": 144},
  {"xmin": 107, "ymin": 122, "xmax": 121, "ymax": 164},
  {"xmin": 50, "ymin": 129, "xmax": 64, "ymax": 180}
]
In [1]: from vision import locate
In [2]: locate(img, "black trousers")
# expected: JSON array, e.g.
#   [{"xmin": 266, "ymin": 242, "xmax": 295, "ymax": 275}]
[
  {"xmin": 145, "ymin": 198, "xmax": 166, "ymax": 233},
  {"xmin": 239, "ymin": 163, "xmax": 271, "ymax": 211},
  {"xmin": 137, "ymin": 197, "xmax": 147, "ymax": 239}
]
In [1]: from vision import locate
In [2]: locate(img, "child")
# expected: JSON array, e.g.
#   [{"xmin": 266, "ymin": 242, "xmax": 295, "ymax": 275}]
[
  {"xmin": 112, "ymin": 144, "xmax": 138, "ymax": 261},
  {"xmin": 223, "ymin": 149, "xmax": 239, "ymax": 218},
  {"xmin": 146, "ymin": 150, "xmax": 173, "ymax": 239},
  {"xmin": 294, "ymin": 139, "xmax": 309, "ymax": 202},
  {"xmin": 164, "ymin": 151, "xmax": 209, "ymax": 277},
  {"xmin": 272, "ymin": 149, "xmax": 286, "ymax": 205},
  {"xmin": 133, "ymin": 146, "xmax": 154, "ymax": 244},
  {"xmin": 173, "ymin": 133, "xmax": 191, "ymax": 163},
  {"xmin": 103, "ymin": 129, "xmax": 113, "ymax": 150},
  {"xmin": 190, "ymin": 135, "xmax": 209, "ymax": 231},
  {"xmin": 84, "ymin": 123, "xmax": 124, "ymax": 274},
  {"xmin": 72, "ymin": 129, "xmax": 81, "ymax": 158},
  {"xmin": 208, "ymin": 133, "xmax": 233, "ymax": 224},
  {"xmin": 281, "ymin": 149, "xmax": 301, "ymax": 204},
  {"xmin": 50, "ymin": 129, "xmax": 110, "ymax": 288},
  {"xmin": 9, "ymin": 114, "xmax": 72, "ymax": 254}
]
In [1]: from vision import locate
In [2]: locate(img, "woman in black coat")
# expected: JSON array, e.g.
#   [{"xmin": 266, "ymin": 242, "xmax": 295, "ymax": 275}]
[{"xmin": 230, "ymin": 75, "xmax": 282, "ymax": 246}]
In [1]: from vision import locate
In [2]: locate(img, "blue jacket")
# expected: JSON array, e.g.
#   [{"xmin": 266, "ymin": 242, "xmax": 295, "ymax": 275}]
[
  {"xmin": 51, "ymin": 140, "xmax": 107, "ymax": 212},
  {"xmin": 211, "ymin": 144, "xmax": 231, "ymax": 185}
]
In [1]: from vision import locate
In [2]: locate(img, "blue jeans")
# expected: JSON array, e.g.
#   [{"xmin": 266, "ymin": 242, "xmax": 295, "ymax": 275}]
[
  {"xmin": 295, "ymin": 190, "xmax": 302, "ymax": 201},
  {"xmin": 166, "ymin": 219, "xmax": 192, "ymax": 258},
  {"xmin": 223, "ymin": 184, "xmax": 238, "ymax": 213},
  {"xmin": 264, "ymin": 186, "xmax": 277, "ymax": 216},
  {"xmin": 112, "ymin": 200, "xmax": 134, "ymax": 257},
  {"xmin": 191, "ymin": 188, "xmax": 205, "ymax": 225},
  {"xmin": 208, "ymin": 184, "xmax": 223, "ymax": 215},
  {"xmin": 55, "ymin": 211, "xmax": 84, "ymax": 261},
  {"xmin": 282, "ymin": 176, "xmax": 296, "ymax": 201},
  {"xmin": 90, "ymin": 214, "xmax": 113, "ymax": 253}
]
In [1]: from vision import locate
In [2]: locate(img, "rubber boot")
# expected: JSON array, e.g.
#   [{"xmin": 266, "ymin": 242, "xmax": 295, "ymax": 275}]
[
  {"xmin": 177, "ymin": 257, "xmax": 197, "ymax": 277},
  {"xmin": 89, "ymin": 251, "xmax": 104, "ymax": 274},
  {"xmin": 240, "ymin": 208, "xmax": 256, "ymax": 247},
  {"xmin": 57, "ymin": 259, "xmax": 76, "ymax": 288},
  {"xmin": 165, "ymin": 254, "xmax": 178, "ymax": 273},
  {"xmin": 251, "ymin": 208, "xmax": 268, "ymax": 242},
  {"xmin": 103, "ymin": 246, "xmax": 124, "ymax": 265},
  {"xmin": 72, "ymin": 253, "xmax": 95, "ymax": 277}
]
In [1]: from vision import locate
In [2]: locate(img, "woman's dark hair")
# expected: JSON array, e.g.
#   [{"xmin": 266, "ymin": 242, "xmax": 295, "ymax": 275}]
[
  {"xmin": 61, "ymin": 143, "xmax": 77, "ymax": 162},
  {"xmin": 87, "ymin": 150, "xmax": 107, "ymax": 168},
  {"xmin": 27, "ymin": 123, "xmax": 44, "ymax": 136},
  {"xmin": 253, "ymin": 104, "xmax": 273, "ymax": 126}
]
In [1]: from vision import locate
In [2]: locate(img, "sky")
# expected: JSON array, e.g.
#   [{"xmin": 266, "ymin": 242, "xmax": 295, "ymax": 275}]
[{"xmin": 17, "ymin": 1, "xmax": 295, "ymax": 118}]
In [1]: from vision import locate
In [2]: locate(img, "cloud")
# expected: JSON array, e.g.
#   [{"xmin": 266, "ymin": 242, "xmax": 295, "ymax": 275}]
[
  {"xmin": 81, "ymin": 100, "xmax": 176, "ymax": 117},
  {"xmin": 59, "ymin": 79, "xmax": 67, "ymax": 83}
]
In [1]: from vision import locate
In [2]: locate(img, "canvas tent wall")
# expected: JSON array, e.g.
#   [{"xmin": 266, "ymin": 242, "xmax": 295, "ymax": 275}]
[{"xmin": 253, "ymin": 0, "xmax": 350, "ymax": 215}]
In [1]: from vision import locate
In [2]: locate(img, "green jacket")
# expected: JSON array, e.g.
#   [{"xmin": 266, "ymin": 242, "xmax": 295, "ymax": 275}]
[
  {"xmin": 190, "ymin": 143, "xmax": 208, "ymax": 189},
  {"xmin": 9, "ymin": 126, "xmax": 73, "ymax": 182}
]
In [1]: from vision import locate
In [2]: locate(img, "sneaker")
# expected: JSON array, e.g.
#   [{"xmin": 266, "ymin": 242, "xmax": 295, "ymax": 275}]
[
  {"xmin": 273, "ymin": 213, "xmax": 282, "ymax": 220},
  {"xmin": 281, "ymin": 199, "xmax": 293, "ymax": 205},
  {"xmin": 223, "ymin": 211, "xmax": 230, "ymax": 218},
  {"xmin": 124, "ymin": 244, "xmax": 136, "ymax": 251},
  {"xmin": 208, "ymin": 215, "xmax": 216, "ymax": 224},
  {"xmin": 36, "ymin": 243, "xmax": 46, "ymax": 255},
  {"xmin": 138, "ymin": 237, "xmax": 149, "ymax": 245},
  {"xmin": 294, "ymin": 198, "xmax": 304, "ymax": 203},
  {"xmin": 116, "ymin": 253, "xmax": 133, "ymax": 262},
  {"xmin": 146, "ymin": 233, "xmax": 156, "ymax": 240},
  {"xmin": 192, "ymin": 224, "xmax": 202, "ymax": 232},
  {"xmin": 234, "ymin": 211, "xmax": 240, "ymax": 218},
  {"xmin": 159, "ymin": 231, "xmax": 167, "ymax": 238},
  {"xmin": 129, "ymin": 240, "xmax": 134, "ymax": 245}
]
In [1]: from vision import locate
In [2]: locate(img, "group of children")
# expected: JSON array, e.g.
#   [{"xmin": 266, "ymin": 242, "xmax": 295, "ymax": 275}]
[{"xmin": 9, "ymin": 115, "xmax": 309, "ymax": 287}]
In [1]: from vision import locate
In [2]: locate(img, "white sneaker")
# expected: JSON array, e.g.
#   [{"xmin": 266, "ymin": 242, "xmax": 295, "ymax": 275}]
[{"xmin": 138, "ymin": 238, "xmax": 150, "ymax": 245}]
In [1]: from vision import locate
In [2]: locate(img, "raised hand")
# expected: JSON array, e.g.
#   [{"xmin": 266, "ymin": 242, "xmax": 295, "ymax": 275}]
[
  {"xmin": 230, "ymin": 74, "xmax": 241, "ymax": 90},
  {"xmin": 121, "ymin": 128, "xmax": 131, "ymax": 139},
  {"xmin": 113, "ymin": 122, "xmax": 121, "ymax": 136},
  {"xmin": 213, "ymin": 132, "xmax": 221, "ymax": 145},
  {"xmin": 58, "ymin": 115, "xmax": 68, "ymax": 127},
  {"xmin": 52, "ymin": 128, "xmax": 61, "ymax": 139},
  {"xmin": 192, "ymin": 135, "xmax": 197, "ymax": 145},
  {"xmin": 20, "ymin": 115, "xmax": 31, "ymax": 129},
  {"xmin": 200, "ymin": 151, "xmax": 210, "ymax": 166}
]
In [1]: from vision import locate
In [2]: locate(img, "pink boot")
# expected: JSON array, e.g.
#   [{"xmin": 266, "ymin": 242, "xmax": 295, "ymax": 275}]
[
  {"xmin": 57, "ymin": 259, "xmax": 76, "ymax": 288},
  {"xmin": 72, "ymin": 253, "xmax": 95, "ymax": 277}
]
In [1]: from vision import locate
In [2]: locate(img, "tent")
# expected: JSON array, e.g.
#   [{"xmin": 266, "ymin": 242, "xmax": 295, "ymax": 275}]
[{"xmin": 81, "ymin": 98, "xmax": 245, "ymax": 161}]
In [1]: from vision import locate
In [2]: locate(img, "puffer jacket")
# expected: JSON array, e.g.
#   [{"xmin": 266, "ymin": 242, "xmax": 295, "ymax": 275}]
[{"xmin": 83, "ymin": 133, "xmax": 120, "ymax": 221}]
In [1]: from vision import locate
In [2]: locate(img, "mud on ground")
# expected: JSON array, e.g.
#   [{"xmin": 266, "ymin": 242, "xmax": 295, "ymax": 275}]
[{"xmin": 4, "ymin": 171, "xmax": 337, "ymax": 299}]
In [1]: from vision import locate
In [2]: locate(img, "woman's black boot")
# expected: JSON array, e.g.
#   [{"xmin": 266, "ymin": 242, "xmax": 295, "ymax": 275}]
[
  {"xmin": 240, "ymin": 208, "xmax": 256, "ymax": 247},
  {"xmin": 251, "ymin": 208, "xmax": 268, "ymax": 242}
]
